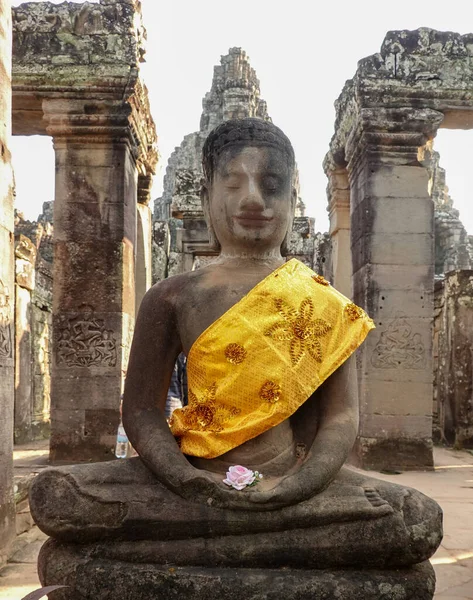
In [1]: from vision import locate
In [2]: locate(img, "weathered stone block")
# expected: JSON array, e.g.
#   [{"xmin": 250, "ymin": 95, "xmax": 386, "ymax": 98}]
[
  {"xmin": 359, "ymin": 414, "xmax": 433, "ymax": 440},
  {"xmin": 352, "ymin": 232, "xmax": 433, "ymax": 273},
  {"xmin": 351, "ymin": 196, "xmax": 433, "ymax": 244},
  {"xmin": 353, "ymin": 263, "xmax": 434, "ymax": 292},
  {"xmin": 54, "ymin": 201, "xmax": 130, "ymax": 244},
  {"xmin": 292, "ymin": 216, "xmax": 314, "ymax": 236},
  {"xmin": 353, "ymin": 276, "xmax": 433, "ymax": 319},
  {"xmin": 53, "ymin": 242, "xmax": 131, "ymax": 312},
  {"xmin": 286, "ymin": 231, "xmax": 315, "ymax": 256},
  {"xmin": 51, "ymin": 376, "xmax": 121, "ymax": 410},
  {"xmin": 352, "ymin": 165, "xmax": 430, "ymax": 203},
  {"xmin": 359, "ymin": 379, "xmax": 433, "ymax": 417},
  {"xmin": 352, "ymin": 437, "xmax": 434, "ymax": 471},
  {"xmin": 38, "ymin": 540, "xmax": 437, "ymax": 600}
]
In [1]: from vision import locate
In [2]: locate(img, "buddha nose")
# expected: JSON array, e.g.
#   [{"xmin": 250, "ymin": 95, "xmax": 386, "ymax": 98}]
[{"xmin": 240, "ymin": 178, "xmax": 265, "ymax": 211}]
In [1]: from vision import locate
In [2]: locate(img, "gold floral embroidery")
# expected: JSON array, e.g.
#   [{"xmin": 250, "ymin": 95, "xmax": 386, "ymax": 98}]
[
  {"xmin": 224, "ymin": 343, "xmax": 247, "ymax": 365},
  {"xmin": 260, "ymin": 380, "xmax": 281, "ymax": 403},
  {"xmin": 312, "ymin": 274, "xmax": 329, "ymax": 286},
  {"xmin": 345, "ymin": 303, "xmax": 365, "ymax": 322},
  {"xmin": 180, "ymin": 383, "xmax": 240, "ymax": 433},
  {"xmin": 265, "ymin": 298, "xmax": 332, "ymax": 365}
]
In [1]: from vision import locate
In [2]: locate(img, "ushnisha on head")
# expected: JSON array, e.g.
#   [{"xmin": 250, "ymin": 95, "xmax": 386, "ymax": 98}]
[{"xmin": 201, "ymin": 118, "xmax": 297, "ymax": 257}]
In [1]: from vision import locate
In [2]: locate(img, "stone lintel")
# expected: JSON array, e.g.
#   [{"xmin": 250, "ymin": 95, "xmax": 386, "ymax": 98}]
[
  {"xmin": 345, "ymin": 108, "xmax": 444, "ymax": 174},
  {"xmin": 12, "ymin": 0, "xmax": 157, "ymax": 175},
  {"xmin": 329, "ymin": 27, "xmax": 473, "ymax": 166}
]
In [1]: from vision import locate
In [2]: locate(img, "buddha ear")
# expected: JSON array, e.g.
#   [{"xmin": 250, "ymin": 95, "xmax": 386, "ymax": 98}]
[
  {"xmin": 201, "ymin": 180, "xmax": 221, "ymax": 253},
  {"xmin": 281, "ymin": 186, "xmax": 297, "ymax": 257}
]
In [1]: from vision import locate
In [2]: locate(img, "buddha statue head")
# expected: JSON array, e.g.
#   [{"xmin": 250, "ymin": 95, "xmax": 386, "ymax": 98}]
[{"xmin": 201, "ymin": 118, "xmax": 297, "ymax": 256}]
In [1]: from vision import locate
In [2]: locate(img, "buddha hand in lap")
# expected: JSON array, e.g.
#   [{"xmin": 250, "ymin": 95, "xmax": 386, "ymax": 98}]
[{"xmin": 30, "ymin": 118, "xmax": 442, "ymax": 569}]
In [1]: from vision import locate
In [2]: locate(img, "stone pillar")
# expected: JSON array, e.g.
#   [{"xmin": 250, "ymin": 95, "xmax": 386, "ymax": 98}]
[
  {"xmin": 349, "ymin": 108, "xmax": 443, "ymax": 471},
  {"xmin": 14, "ymin": 234, "xmax": 36, "ymax": 444},
  {"xmin": 327, "ymin": 165, "xmax": 351, "ymax": 296},
  {"xmin": 44, "ymin": 98, "xmax": 138, "ymax": 463},
  {"xmin": 0, "ymin": 0, "xmax": 15, "ymax": 565},
  {"xmin": 436, "ymin": 270, "xmax": 473, "ymax": 448},
  {"xmin": 135, "ymin": 175, "xmax": 153, "ymax": 313},
  {"xmin": 31, "ymin": 254, "xmax": 53, "ymax": 440},
  {"xmin": 152, "ymin": 221, "xmax": 170, "ymax": 284}
]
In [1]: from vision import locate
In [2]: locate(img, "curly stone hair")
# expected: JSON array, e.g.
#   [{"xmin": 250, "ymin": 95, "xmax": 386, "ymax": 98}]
[{"xmin": 202, "ymin": 117, "xmax": 295, "ymax": 182}]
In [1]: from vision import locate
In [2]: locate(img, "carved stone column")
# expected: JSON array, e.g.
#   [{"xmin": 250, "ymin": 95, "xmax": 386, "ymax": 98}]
[
  {"xmin": 0, "ymin": 0, "xmax": 15, "ymax": 564},
  {"xmin": 14, "ymin": 234, "xmax": 36, "ymax": 443},
  {"xmin": 326, "ymin": 161, "xmax": 351, "ymax": 296},
  {"xmin": 348, "ymin": 107, "xmax": 443, "ymax": 470},
  {"xmin": 44, "ymin": 98, "xmax": 138, "ymax": 463},
  {"xmin": 135, "ymin": 174, "xmax": 153, "ymax": 313}
]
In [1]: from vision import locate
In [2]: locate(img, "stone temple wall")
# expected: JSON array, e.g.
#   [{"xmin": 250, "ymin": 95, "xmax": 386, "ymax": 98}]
[
  {"xmin": 423, "ymin": 143, "xmax": 473, "ymax": 447},
  {"xmin": 14, "ymin": 205, "xmax": 53, "ymax": 444},
  {"xmin": 434, "ymin": 271, "xmax": 473, "ymax": 449},
  {"xmin": 152, "ymin": 48, "xmax": 331, "ymax": 281},
  {"xmin": 0, "ymin": 0, "xmax": 15, "ymax": 567},
  {"xmin": 422, "ymin": 143, "xmax": 473, "ymax": 275}
]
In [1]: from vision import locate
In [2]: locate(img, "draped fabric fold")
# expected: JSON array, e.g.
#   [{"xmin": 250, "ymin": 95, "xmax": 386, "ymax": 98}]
[{"xmin": 170, "ymin": 259, "xmax": 375, "ymax": 458}]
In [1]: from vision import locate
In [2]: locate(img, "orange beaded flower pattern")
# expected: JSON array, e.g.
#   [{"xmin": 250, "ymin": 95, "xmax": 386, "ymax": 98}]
[
  {"xmin": 345, "ymin": 303, "xmax": 365, "ymax": 322},
  {"xmin": 224, "ymin": 343, "xmax": 247, "ymax": 365},
  {"xmin": 259, "ymin": 380, "xmax": 281, "ymax": 403},
  {"xmin": 173, "ymin": 383, "xmax": 240, "ymax": 433},
  {"xmin": 312, "ymin": 274, "xmax": 329, "ymax": 286},
  {"xmin": 265, "ymin": 297, "xmax": 332, "ymax": 366}
]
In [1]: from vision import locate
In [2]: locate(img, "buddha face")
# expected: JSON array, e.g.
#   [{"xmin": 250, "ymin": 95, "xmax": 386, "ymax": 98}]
[{"xmin": 203, "ymin": 145, "xmax": 296, "ymax": 255}]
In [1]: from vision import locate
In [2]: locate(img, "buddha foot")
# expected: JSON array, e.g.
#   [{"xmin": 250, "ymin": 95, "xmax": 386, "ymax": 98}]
[{"xmin": 39, "ymin": 538, "xmax": 436, "ymax": 600}]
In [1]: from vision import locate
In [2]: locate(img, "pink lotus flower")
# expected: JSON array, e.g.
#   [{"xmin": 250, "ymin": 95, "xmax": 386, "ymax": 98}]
[{"xmin": 223, "ymin": 465, "xmax": 256, "ymax": 490}]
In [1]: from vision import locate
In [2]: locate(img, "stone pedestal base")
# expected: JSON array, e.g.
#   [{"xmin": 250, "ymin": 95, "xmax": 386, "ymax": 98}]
[{"xmin": 39, "ymin": 539, "xmax": 436, "ymax": 600}]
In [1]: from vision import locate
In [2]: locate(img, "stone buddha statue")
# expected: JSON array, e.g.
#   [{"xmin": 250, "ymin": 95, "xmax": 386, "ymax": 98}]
[{"xmin": 31, "ymin": 118, "xmax": 442, "ymax": 599}]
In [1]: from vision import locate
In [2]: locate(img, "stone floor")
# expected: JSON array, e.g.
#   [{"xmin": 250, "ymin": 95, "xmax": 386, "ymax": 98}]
[{"xmin": 0, "ymin": 443, "xmax": 471, "ymax": 599}]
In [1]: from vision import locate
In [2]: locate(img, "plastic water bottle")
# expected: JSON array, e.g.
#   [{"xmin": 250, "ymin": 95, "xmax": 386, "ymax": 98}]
[{"xmin": 115, "ymin": 422, "xmax": 129, "ymax": 459}]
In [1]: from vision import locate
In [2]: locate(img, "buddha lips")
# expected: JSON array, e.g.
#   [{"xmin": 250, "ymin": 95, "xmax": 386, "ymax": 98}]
[{"xmin": 223, "ymin": 465, "xmax": 263, "ymax": 490}]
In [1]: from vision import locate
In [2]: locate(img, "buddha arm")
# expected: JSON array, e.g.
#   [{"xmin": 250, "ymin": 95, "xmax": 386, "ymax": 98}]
[
  {"xmin": 293, "ymin": 353, "xmax": 359, "ymax": 489},
  {"xmin": 123, "ymin": 282, "xmax": 274, "ymax": 508},
  {"xmin": 248, "ymin": 354, "xmax": 359, "ymax": 508},
  {"xmin": 122, "ymin": 283, "xmax": 206, "ymax": 494}
]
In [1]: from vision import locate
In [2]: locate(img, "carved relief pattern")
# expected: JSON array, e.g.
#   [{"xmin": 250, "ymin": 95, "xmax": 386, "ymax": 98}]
[
  {"xmin": 56, "ymin": 306, "xmax": 117, "ymax": 368},
  {"xmin": 0, "ymin": 281, "xmax": 12, "ymax": 359},
  {"xmin": 371, "ymin": 313, "xmax": 425, "ymax": 369}
]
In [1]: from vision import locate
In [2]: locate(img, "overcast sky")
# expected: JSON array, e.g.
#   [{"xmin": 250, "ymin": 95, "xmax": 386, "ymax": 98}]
[{"xmin": 10, "ymin": 0, "xmax": 473, "ymax": 233}]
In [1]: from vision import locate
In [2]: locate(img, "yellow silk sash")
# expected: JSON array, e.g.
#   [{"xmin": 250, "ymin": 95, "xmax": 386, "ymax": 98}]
[{"xmin": 170, "ymin": 258, "xmax": 375, "ymax": 458}]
